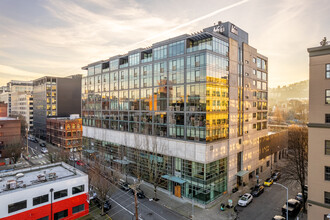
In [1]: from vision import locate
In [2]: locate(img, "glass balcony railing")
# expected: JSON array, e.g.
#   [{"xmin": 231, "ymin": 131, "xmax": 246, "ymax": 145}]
[
  {"xmin": 187, "ymin": 44, "xmax": 212, "ymax": 53},
  {"xmin": 119, "ymin": 63, "xmax": 128, "ymax": 68},
  {"xmin": 141, "ymin": 57, "xmax": 152, "ymax": 63}
]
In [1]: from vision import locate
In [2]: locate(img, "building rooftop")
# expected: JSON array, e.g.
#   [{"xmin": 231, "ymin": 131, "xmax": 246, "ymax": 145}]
[{"xmin": 0, "ymin": 162, "xmax": 86, "ymax": 195}]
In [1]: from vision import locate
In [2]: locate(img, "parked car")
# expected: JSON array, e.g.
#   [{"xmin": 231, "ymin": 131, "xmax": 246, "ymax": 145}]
[
  {"xmin": 271, "ymin": 172, "xmax": 281, "ymax": 181},
  {"xmin": 282, "ymin": 199, "xmax": 301, "ymax": 217},
  {"xmin": 131, "ymin": 188, "xmax": 145, "ymax": 199},
  {"xmin": 32, "ymin": 138, "xmax": 38, "ymax": 143},
  {"xmin": 272, "ymin": 215, "xmax": 286, "ymax": 220},
  {"xmin": 39, "ymin": 143, "xmax": 46, "ymax": 147},
  {"xmin": 69, "ymin": 156, "xmax": 78, "ymax": 161},
  {"xmin": 76, "ymin": 160, "xmax": 85, "ymax": 166},
  {"xmin": 295, "ymin": 192, "xmax": 307, "ymax": 202},
  {"xmin": 119, "ymin": 179, "xmax": 130, "ymax": 191},
  {"xmin": 264, "ymin": 178, "xmax": 274, "ymax": 187},
  {"xmin": 238, "ymin": 193, "xmax": 253, "ymax": 207},
  {"xmin": 93, "ymin": 198, "xmax": 111, "ymax": 212},
  {"xmin": 41, "ymin": 147, "xmax": 48, "ymax": 154},
  {"xmin": 250, "ymin": 184, "xmax": 264, "ymax": 197},
  {"xmin": 103, "ymin": 200, "xmax": 111, "ymax": 211}
]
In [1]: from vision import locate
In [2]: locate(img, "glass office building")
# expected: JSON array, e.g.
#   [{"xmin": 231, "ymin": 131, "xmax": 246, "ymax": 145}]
[{"xmin": 82, "ymin": 21, "xmax": 268, "ymax": 205}]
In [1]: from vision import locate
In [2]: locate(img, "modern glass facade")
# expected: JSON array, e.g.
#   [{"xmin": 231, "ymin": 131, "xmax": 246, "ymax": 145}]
[
  {"xmin": 82, "ymin": 21, "xmax": 269, "ymax": 205},
  {"xmin": 82, "ymin": 36, "xmax": 229, "ymax": 143},
  {"xmin": 83, "ymin": 137, "xmax": 227, "ymax": 204}
]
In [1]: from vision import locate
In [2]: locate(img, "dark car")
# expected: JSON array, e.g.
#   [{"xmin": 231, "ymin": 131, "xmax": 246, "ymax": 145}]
[
  {"xmin": 271, "ymin": 172, "xmax": 281, "ymax": 181},
  {"xmin": 119, "ymin": 180, "xmax": 130, "ymax": 191},
  {"xmin": 250, "ymin": 184, "xmax": 264, "ymax": 197},
  {"xmin": 39, "ymin": 143, "xmax": 46, "ymax": 147},
  {"xmin": 103, "ymin": 200, "xmax": 111, "ymax": 211},
  {"xmin": 131, "ymin": 188, "xmax": 145, "ymax": 199},
  {"xmin": 32, "ymin": 138, "xmax": 39, "ymax": 143},
  {"xmin": 93, "ymin": 198, "xmax": 111, "ymax": 212},
  {"xmin": 282, "ymin": 199, "xmax": 301, "ymax": 217}
]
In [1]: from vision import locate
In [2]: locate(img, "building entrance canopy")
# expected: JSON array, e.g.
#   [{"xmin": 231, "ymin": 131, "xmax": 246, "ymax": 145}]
[
  {"xmin": 161, "ymin": 175, "xmax": 186, "ymax": 184},
  {"xmin": 236, "ymin": 170, "xmax": 249, "ymax": 177}
]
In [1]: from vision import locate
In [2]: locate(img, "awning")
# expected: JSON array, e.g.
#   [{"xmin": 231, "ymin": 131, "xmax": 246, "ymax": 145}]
[
  {"xmin": 113, "ymin": 159, "xmax": 130, "ymax": 165},
  {"xmin": 236, "ymin": 170, "xmax": 249, "ymax": 177},
  {"xmin": 161, "ymin": 175, "xmax": 186, "ymax": 184},
  {"xmin": 84, "ymin": 149, "xmax": 97, "ymax": 154}
]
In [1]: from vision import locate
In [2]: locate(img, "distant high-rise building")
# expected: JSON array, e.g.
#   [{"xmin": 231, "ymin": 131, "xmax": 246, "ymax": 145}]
[
  {"xmin": 82, "ymin": 21, "xmax": 275, "ymax": 205},
  {"xmin": 33, "ymin": 75, "xmax": 82, "ymax": 139},
  {"xmin": 0, "ymin": 80, "xmax": 33, "ymax": 118},
  {"xmin": 307, "ymin": 44, "xmax": 330, "ymax": 219}
]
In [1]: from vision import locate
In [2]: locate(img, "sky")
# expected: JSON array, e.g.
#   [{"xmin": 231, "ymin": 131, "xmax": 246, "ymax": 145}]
[{"xmin": 0, "ymin": 0, "xmax": 329, "ymax": 88}]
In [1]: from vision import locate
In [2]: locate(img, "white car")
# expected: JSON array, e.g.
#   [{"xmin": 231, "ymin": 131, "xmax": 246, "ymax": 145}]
[
  {"xmin": 69, "ymin": 156, "xmax": 78, "ymax": 161},
  {"xmin": 41, "ymin": 148, "xmax": 48, "ymax": 154},
  {"xmin": 238, "ymin": 193, "xmax": 253, "ymax": 207}
]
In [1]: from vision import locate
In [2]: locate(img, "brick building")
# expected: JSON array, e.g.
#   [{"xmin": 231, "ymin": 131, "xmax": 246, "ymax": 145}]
[
  {"xmin": 0, "ymin": 102, "xmax": 7, "ymax": 117},
  {"xmin": 47, "ymin": 115, "xmax": 82, "ymax": 150},
  {"xmin": 0, "ymin": 117, "xmax": 21, "ymax": 160}
]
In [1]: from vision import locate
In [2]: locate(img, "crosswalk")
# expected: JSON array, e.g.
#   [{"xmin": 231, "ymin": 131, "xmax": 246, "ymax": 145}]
[
  {"xmin": 31, "ymin": 153, "xmax": 49, "ymax": 160},
  {"xmin": 29, "ymin": 153, "xmax": 50, "ymax": 165}
]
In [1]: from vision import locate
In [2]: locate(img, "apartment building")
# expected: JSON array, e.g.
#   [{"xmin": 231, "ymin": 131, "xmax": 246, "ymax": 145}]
[
  {"xmin": 0, "ymin": 81, "xmax": 33, "ymax": 132},
  {"xmin": 11, "ymin": 91, "xmax": 33, "ymax": 131},
  {"xmin": 307, "ymin": 43, "xmax": 330, "ymax": 219},
  {"xmin": 47, "ymin": 114, "xmax": 83, "ymax": 150},
  {"xmin": 0, "ymin": 162, "xmax": 89, "ymax": 220},
  {"xmin": 33, "ymin": 75, "xmax": 82, "ymax": 139},
  {"xmin": 82, "ymin": 21, "xmax": 271, "ymax": 205}
]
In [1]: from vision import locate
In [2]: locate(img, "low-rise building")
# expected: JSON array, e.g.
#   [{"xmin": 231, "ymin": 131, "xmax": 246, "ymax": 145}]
[
  {"xmin": 0, "ymin": 101, "xmax": 7, "ymax": 117},
  {"xmin": 47, "ymin": 114, "xmax": 82, "ymax": 150},
  {"xmin": 0, "ymin": 117, "xmax": 21, "ymax": 160},
  {"xmin": 0, "ymin": 162, "xmax": 89, "ymax": 220}
]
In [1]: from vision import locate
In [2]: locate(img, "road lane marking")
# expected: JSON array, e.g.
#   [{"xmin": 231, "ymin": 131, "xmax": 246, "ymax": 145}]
[{"xmin": 108, "ymin": 197, "xmax": 143, "ymax": 220}]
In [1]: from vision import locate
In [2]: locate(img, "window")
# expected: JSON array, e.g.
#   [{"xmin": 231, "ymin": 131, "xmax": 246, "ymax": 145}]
[
  {"xmin": 54, "ymin": 189, "xmax": 67, "ymax": 200},
  {"xmin": 267, "ymin": 161, "xmax": 270, "ymax": 167},
  {"xmin": 326, "ymin": 64, "xmax": 330, "ymax": 79},
  {"xmin": 325, "ymin": 166, "xmax": 330, "ymax": 181},
  {"xmin": 326, "ymin": 114, "xmax": 330, "ymax": 123},
  {"xmin": 72, "ymin": 204, "xmax": 85, "ymax": 214},
  {"xmin": 8, "ymin": 200, "xmax": 27, "ymax": 213},
  {"xmin": 326, "ymin": 140, "xmax": 330, "ymax": 155},
  {"xmin": 54, "ymin": 209, "xmax": 68, "ymax": 220},
  {"xmin": 37, "ymin": 217, "xmax": 49, "ymax": 220},
  {"xmin": 253, "ymin": 57, "xmax": 256, "ymax": 63},
  {"xmin": 325, "ymin": 191, "xmax": 330, "ymax": 204},
  {"xmin": 33, "ymin": 194, "xmax": 49, "ymax": 206},
  {"xmin": 326, "ymin": 90, "xmax": 330, "ymax": 104},
  {"xmin": 72, "ymin": 185, "xmax": 85, "ymax": 194}
]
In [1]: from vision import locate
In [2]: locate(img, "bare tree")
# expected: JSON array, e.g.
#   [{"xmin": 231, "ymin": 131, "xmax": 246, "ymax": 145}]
[
  {"xmin": 280, "ymin": 125, "xmax": 308, "ymax": 211},
  {"xmin": 48, "ymin": 147, "xmax": 70, "ymax": 163},
  {"xmin": 3, "ymin": 139, "xmax": 23, "ymax": 164},
  {"xmin": 146, "ymin": 136, "xmax": 167, "ymax": 201},
  {"xmin": 273, "ymin": 106, "xmax": 285, "ymax": 124},
  {"xmin": 89, "ymin": 156, "xmax": 118, "ymax": 216}
]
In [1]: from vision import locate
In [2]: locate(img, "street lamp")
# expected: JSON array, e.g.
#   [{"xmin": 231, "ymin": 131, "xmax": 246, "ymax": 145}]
[
  {"xmin": 274, "ymin": 182, "xmax": 288, "ymax": 220},
  {"xmin": 26, "ymin": 127, "xmax": 29, "ymax": 155}
]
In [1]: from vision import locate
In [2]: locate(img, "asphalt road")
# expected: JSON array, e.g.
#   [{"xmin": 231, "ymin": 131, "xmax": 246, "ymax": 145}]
[
  {"xmin": 106, "ymin": 188, "xmax": 188, "ymax": 220},
  {"xmin": 236, "ymin": 180, "xmax": 303, "ymax": 220}
]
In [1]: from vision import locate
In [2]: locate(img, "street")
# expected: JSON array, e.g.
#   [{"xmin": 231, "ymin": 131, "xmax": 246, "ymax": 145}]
[{"xmin": 236, "ymin": 180, "xmax": 304, "ymax": 220}]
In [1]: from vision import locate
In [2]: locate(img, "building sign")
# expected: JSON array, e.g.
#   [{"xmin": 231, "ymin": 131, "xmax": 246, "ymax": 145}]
[
  {"xmin": 213, "ymin": 25, "xmax": 225, "ymax": 34},
  {"xmin": 230, "ymin": 24, "xmax": 238, "ymax": 35}
]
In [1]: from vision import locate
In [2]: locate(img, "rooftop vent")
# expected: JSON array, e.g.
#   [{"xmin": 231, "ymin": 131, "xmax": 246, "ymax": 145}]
[
  {"xmin": 16, "ymin": 173, "xmax": 24, "ymax": 178},
  {"xmin": 37, "ymin": 174, "xmax": 46, "ymax": 182},
  {"xmin": 6, "ymin": 180, "xmax": 17, "ymax": 190}
]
